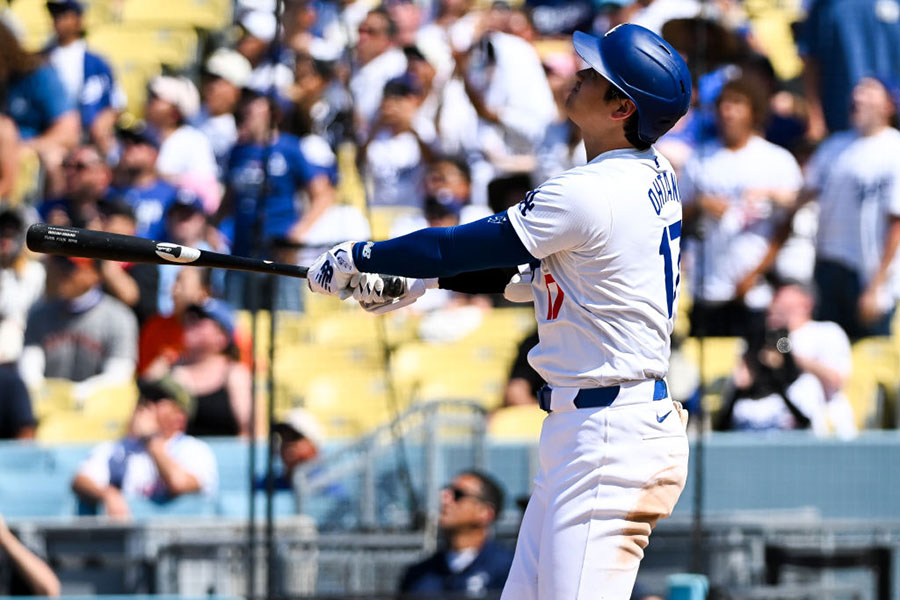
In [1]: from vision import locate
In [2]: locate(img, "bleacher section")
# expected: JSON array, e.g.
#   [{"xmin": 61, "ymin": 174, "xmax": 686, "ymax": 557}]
[{"xmin": 8, "ymin": 0, "xmax": 231, "ymax": 119}]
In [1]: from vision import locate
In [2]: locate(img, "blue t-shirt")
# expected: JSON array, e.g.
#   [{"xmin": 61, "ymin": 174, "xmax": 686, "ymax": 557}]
[
  {"xmin": 798, "ymin": 0, "xmax": 900, "ymax": 132},
  {"xmin": 223, "ymin": 133, "xmax": 316, "ymax": 256},
  {"xmin": 110, "ymin": 180, "xmax": 180, "ymax": 240},
  {"xmin": 80, "ymin": 50, "xmax": 120, "ymax": 128},
  {"xmin": 4, "ymin": 64, "xmax": 73, "ymax": 139}
]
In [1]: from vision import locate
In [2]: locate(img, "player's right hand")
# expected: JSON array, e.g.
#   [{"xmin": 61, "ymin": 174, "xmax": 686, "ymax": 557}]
[
  {"xmin": 353, "ymin": 274, "xmax": 436, "ymax": 314},
  {"xmin": 307, "ymin": 241, "xmax": 358, "ymax": 299}
]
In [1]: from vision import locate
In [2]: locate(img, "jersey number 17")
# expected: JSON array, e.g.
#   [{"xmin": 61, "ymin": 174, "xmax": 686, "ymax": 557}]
[{"xmin": 658, "ymin": 220, "xmax": 682, "ymax": 320}]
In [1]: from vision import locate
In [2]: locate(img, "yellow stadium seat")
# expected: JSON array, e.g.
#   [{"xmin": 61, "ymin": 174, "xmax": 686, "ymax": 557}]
[
  {"xmin": 37, "ymin": 411, "xmax": 126, "ymax": 442},
  {"xmin": 488, "ymin": 405, "xmax": 546, "ymax": 439},
  {"xmin": 846, "ymin": 337, "xmax": 900, "ymax": 429},
  {"xmin": 456, "ymin": 307, "xmax": 536, "ymax": 346},
  {"xmin": 336, "ymin": 142, "xmax": 366, "ymax": 213},
  {"xmin": 117, "ymin": 0, "xmax": 232, "ymax": 30},
  {"xmin": 87, "ymin": 26, "xmax": 199, "ymax": 70},
  {"xmin": 299, "ymin": 371, "xmax": 403, "ymax": 437},
  {"xmin": 8, "ymin": 146, "xmax": 42, "ymax": 207},
  {"xmin": 367, "ymin": 206, "xmax": 422, "ymax": 241},
  {"xmin": 8, "ymin": 0, "xmax": 53, "ymax": 51},
  {"xmin": 30, "ymin": 378, "xmax": 76, "ymax": 421},
  {"xmin": 681, "ymin": 336, "xmax": 744, "ymax": 413},
  {"xmin": 82, "ymin": 382, "xmax": 139, "ymax": 423},
  {"xmin": 415, "ymin": 369, "xmax": 507, "ymax": 409}
]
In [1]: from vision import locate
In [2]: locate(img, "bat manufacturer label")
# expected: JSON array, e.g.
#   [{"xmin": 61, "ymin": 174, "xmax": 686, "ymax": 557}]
[{"xmin": 155, "ymin": 243, "xmax": 201, "ymax": 263}]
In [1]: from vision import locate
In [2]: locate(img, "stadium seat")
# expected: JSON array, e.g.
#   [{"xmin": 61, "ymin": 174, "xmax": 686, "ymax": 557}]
[
  {"xmin": 0, "ymin": 470, "xmax": 75, "ymax": 518},
  {"xmin": 336, "ymin": 142, "xmax": 367, "ymax": 213},
  {"xmin": 82, "ymin": 382, "xmax": 139, "ymax": 422},
  {"xmin": 8, "ymin": 0, "xmax": 52, "ymax": 51},
  {"xmin": 9, "ymin": 146, "xmax": 43, "ymax": 207},
  {"xmin": 367, "ymin": 206, "xmax": 423, "ymax": 241},
  {"xmin": 681, "ymin": 336, "xmax": 744, "ymax": 413},
  {"xmin": 87, "ymin": 25, "xmax": 199, "ymax": 70},
  {"xmin": 116, "ymin": 0, "xmax": 232, "ymax": 30},
  {"xmin": 217, "ymin": 490, "xmax": 298, "ymax": 518},
  {"xmin": 300, "ymin": 370, "xmax": 401, "ymax": 437},
  {"xmin": 36, "ymin": 411, "xmax": 126, "ymax": 443},
  {"xmin": 30, "ymin": 378, "xmax": 77, "ymax": 421},
  {"xmin": 487, "ymin": 405, "xmax": 546, "ymax": 439},
  {"xmin": 846, "ymin": 337, "xmax": 900, "ymax": 429}
]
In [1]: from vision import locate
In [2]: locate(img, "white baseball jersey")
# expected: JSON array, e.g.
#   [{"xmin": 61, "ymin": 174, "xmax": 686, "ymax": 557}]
[
  {"xmin": 680, "ymin": 135, "xmax": 803, "ymax": 307},
  {"xmin": 806, "ymin": 127, "xmax": 900, "ymax": 287},
  {"xmin": 508, "ymin": 147, "xmax": 683, "ymax": 388}
]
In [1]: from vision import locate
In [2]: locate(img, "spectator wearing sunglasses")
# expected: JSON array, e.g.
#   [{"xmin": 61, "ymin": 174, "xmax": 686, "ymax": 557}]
[{"xmin": 400, "ymin": 470, "xmax": 513, "ymax": 598}]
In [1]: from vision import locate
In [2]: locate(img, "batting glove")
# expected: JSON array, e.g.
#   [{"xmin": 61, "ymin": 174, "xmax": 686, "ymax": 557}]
[
  {"xmin": 307, "ymin": 241, "xmax": 359, "ymax": 299},
  {"xmin": 353, "ymin": 274, "xmax": 437, "ymax": 314}
]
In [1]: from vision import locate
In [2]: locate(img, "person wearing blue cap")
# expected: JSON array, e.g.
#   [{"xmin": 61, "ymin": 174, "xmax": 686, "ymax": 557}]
[
  {"xmin": 305, "ymin": 24, "xmax": 692, "ymax": 599},
  {"xmin": 109, "ymin": 123, "xmax": 180, "ymax": 241},
  {"xmin": 171, "ymin": 298, "xmax": 252, "ymax": 438},
  {"xmin": 44, "ymin": 0, "xmax": 125, "ymax": 159}
]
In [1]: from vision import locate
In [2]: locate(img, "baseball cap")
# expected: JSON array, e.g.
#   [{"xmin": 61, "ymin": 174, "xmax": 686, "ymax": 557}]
[
  {"xmin": 148, "ymin": 76, "xmax": 201, "ymax": 120},
  {"xmin": 383, "ymin": 74, "xmax": 423, "ymax": 97},
  {"xmin": 240, "ymin": 10, "xmax": 277, "ymax": 43},
  {"xmin": 186, "ymin": 298, "xmax": 236, "ymax": 340},
  {"xmin": 118, "ymin": 121, "xmax": 161, "ymax": 149},
  {"xmin": 871, "ymin": 75, "xmax": 900, "ymax": 112},
  {"xmin": 0, "ymin": 208, "xmax": 25, "ymax": 234},
  {"xmin": 98, "ymin": 197, "xmax": 137, "ymax": 221},
  {"xmin": 205, "ymin": 48, "xmax": 253, "ymax": 89},
  {"xmin": 137, "ymin": 375, "xmax": 195, "ymax": 416},
  {"xmin": 167, "ymin": 187, "xmax": 206, "ymax": 216},
  {"xmin": 46, "ymin": 0, "xmax": 83, "ymax": 15},
  {"xmin": 274, "ymin": 408, "xmax": 324, "ymax": 449}
]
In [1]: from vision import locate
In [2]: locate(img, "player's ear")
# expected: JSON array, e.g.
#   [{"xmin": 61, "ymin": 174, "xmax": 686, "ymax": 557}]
[{"xmin": 611, "ymin": 98, "xmax": 637, "ymax": 121}]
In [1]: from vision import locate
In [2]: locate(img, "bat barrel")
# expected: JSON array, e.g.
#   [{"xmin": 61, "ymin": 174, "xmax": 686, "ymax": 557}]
[{"xmin": 26, "ymin": 223, "xmax": 160, "ymax": 263}]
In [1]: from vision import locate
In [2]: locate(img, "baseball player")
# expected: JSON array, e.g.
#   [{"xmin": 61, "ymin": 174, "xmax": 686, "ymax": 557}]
[{"xmin": 307, "ymin": 24, "xmax": 692, "ymax": 599}]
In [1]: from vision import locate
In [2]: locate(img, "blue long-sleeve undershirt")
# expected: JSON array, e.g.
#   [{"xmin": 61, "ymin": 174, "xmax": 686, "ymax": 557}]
[{"xmin": 351, "ymin": 213, "xmax": 535, "ymax": 278}]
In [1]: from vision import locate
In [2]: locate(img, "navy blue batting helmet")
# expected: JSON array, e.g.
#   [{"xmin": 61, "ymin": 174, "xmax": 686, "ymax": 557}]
[{"xmin": 573, "ymin": 24, "xmax": 692, "ymax": 143}]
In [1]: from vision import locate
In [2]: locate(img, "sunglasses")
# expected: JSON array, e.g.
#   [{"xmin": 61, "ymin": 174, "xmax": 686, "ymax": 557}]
[
  {"xmin": 445, "ymin": 485, "xmax": 488, "ymax": 505},
  {"xmin": 358, "ymin": 25, "xmax": 387, "ymax": 36},
  {"xmin": 62, "ymin": 161, "xmax": 96, "ymax": 172}
]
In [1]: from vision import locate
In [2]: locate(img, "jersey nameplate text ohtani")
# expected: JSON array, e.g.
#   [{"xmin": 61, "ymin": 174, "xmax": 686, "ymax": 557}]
[{"xmin": 648, "ymin": 171, "xmax": 680, "ymax": 215}]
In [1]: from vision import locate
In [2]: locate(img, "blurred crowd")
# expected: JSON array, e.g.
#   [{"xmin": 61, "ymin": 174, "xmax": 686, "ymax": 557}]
[{"xmin": 0, "ymin": 0, "xmax": 899, "ymax": 454}]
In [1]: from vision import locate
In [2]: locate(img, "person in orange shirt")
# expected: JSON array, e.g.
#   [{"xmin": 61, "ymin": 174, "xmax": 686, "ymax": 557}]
[{"xmin": 138, "ymin": 266, "xmax": 210, "ymax": 377}]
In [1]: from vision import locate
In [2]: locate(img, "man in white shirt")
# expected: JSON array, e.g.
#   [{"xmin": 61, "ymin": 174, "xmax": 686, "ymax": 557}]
[
  {"xmin": 71, "ymin": 376, "xmax": 218, "ymax": 519},
  {"xmin": 236, "ymin": 10, "xmax": 295, "ymax": 97},
  {"xmin": 195, "ymin": 48, "xmax": 253, "ymax": 176},
  {"xmin": 145, "ymin": 76, "xmax": 220, "ymax": 213},
  {"xmin": 44, "ymin": 0, "xmax": 124, "ymax": 158},
  {"xmin": 349, "ymin": 7, "xmax": 407, "ymax": 139},
  {"xmin": 681, "ymin": 76, "xmax": 803, "ymax": 337},
  {"xmin": 807, "ymin": 77, "xmax": 900, "ymax": 340}
]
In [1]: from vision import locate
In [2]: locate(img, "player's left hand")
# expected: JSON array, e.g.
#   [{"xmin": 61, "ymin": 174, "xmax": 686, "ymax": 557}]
[
  {"xmin": 353, "ymin": 274, "xmax": 436, "ymax": 314},
  {"xmin": 307, "ymin": 241, "xmax": 359, "ymax": 299}
]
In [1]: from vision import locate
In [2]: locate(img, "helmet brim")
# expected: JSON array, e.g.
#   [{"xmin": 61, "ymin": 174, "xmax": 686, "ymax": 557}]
[{"xmin": 573, "ymin": 31, "xmax": 615, "ymax": 88}]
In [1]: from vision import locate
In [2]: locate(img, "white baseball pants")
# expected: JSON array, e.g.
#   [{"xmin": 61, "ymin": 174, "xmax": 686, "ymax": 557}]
[{"xmin": 500, "ymin": 384, "xmax": 689, "ymax": 600}]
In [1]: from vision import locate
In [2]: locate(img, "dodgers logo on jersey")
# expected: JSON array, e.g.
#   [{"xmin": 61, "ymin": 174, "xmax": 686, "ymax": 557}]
[{"xmin": 519, "ymin": 190, "xmax": 537, "ymax": 216}]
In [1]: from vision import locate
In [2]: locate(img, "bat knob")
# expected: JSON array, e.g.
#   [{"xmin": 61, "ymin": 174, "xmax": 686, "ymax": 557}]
[{"xmin": 382, "ymin": 276, "xmax": 406, "ymax": 298}]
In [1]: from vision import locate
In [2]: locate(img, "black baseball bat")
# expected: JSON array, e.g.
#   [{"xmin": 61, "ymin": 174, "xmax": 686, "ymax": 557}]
[{"xmin": 26, "ymin": 224, "xmax": 404, "ymax": 296}]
